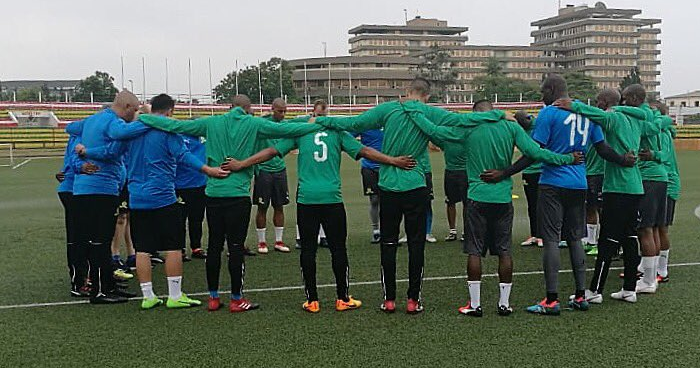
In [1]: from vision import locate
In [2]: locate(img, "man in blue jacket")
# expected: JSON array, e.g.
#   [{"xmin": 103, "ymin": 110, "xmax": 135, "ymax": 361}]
[
  {"xmin": 66, "ymin": 90, "xmax": 151, "ymax": 304},
  {"xmin": 175, "ymin": 133, "xmax": 208, "ymax": 261},
  {"xmin": 124, "ymin": 94, "xmax": 228, "ymax": 309}
]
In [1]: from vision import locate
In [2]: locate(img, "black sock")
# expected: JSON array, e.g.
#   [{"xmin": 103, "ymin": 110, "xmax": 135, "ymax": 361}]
[{"xmin": 546, "ymin": 293, "xmax": 558, "ymax": 303}]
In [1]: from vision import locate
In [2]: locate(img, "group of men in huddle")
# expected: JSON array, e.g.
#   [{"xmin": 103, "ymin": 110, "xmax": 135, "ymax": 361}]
[{"xmin": 55, "ymin": 73, "xmax": 678, "ymax": 317}]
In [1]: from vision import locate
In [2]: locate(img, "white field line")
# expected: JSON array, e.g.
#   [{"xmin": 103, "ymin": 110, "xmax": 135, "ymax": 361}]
[
  {"xmin": 11, "ymin": 159, "xmax": 31, "ymax": 169},
  {"xmin": 1, "ymin": 262, "xmax": 698, "ymax": 311}
]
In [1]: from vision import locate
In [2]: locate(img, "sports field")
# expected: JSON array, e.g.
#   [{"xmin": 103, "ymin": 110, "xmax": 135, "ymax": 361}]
[{"xmin": 0, "ymin": 152, "xmax": 698, "ymax": 367}]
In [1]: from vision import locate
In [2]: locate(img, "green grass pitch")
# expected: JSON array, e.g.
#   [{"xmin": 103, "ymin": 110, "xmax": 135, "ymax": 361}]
[{"xmin": 0, "ymin": 152, "xmax": 698, "ymax": 367}]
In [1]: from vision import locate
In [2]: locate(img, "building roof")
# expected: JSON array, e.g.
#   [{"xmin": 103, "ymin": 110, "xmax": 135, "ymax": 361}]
[
  {"xmin": 348, "ymin": 24, "xmax": 467, "ymax": 36},
  {"xmin": 288, "ymin": 56, "xmax": 422, "ymax": 67},
  {"xmin": 532, "ymin": 2, "xmax": 643, "ymax": 27},
  {"xmin": 664, "ymin": 90, "xmax": 700, "ymax": 99},
  {"xmin": 0, "ymin": 80, "xmax": 80, "ymax": 90}
]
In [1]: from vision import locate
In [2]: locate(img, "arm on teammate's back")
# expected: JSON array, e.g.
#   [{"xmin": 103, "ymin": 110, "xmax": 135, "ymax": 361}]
[
  {"xmin": 594, "ymin": 141, "xmax": 636, "ymax": 167},
  {"xmin": 359, "ymin": 147, "xmax": 416, "ymax": 170},
  {"xmin": 65, "ymin": 120, "xmax": 84, "ymax": 136},
  {"xmin": 481, "ymin": 155, "xmax": 537, "ymax": 183},
  {"xmin": 557, "ymin": 100, "xmax": 615, "ymax": 131},
  {"xmin": 514, "ymin": 124, "xmax": 577, "ymax": 166},
  {"xmin": 139, "ymin": 114, "xmax": 210, "ymax": 137},
  {"xmin": 221, "ymin": 148, "xmax": 281, "ymax": 172},
  {"xmin": 107, "ymin": 120, "xmax": 150, "ymax": 140},
  {"xmin": 315, "ymin": 105, "xmax": 386, "ymax": 132},
  {"xmin": 82, "ymin": 141, "xmax": 125, "ymax": 161},
  {"xmin": 257, "ymin": 118, "xmax": 321, "ymax": 139},
  {"xmin": 167, "ymin": 134, "xmax": 228, "ymax": 178},
  {"xmin": 640, "ymin": 114, "xmax": 673, "ymax": 138},
  {"xmin": 406, "ymin": 110, "xmax": 466, "ymax": 142}
]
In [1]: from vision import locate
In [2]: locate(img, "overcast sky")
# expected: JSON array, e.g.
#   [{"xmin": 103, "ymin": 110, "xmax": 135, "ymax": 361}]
[{"xmin": 0, "ymin": 0, "xmax": 695, "ymax": 99}]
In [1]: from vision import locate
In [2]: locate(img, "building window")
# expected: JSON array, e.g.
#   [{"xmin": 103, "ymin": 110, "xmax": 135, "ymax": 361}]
[{"xmin": 696, "ymin": 101, "xmax": 700, "ymax": 107}]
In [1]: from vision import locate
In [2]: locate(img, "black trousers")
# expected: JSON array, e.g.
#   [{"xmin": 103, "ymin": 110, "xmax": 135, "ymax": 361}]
[
  {"xmin": 522, "ymin": 173, "xmax": 540, "ymax": 237},
  {"xmin": 58, "ymin": 192, "xmax": 88, "ymax": 291},
  {"xmin": 176, "ymin": 186, "xmax": 206, "ymax": 251},
  {"xmin": 589, "ymin": 193, "xmax": 642, "ymax": 293},
  {"xmin": 379, "ymin": 187, "xmax": 429, "ymax": 301},
  {"xmin": 205, "ymin": 196, "xmax": 251, "ymax": 295},
  {"xmin": 73, "ymin": 194, "xmax": 120, "ymax": 296},
  {"xmin": 297, "ymin": 203, "xmax": 349, "ymax": 302}
]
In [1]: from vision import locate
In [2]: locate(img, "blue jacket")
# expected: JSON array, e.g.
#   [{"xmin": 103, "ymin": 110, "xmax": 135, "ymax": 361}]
[
  {"xmin": 175, "ymin": 134, "xmax": 207, "ymax": 189},
  {"xmin": 126, "ymin": 125, "xmax": 204, "ymax": 210},
  {"xmin": 65, "ymin": 109, "xmax": 149, "ymax": 195},
  {"xmin": 57, "ymin": 134, "xmax": 82, "ymax": 193},
  {"xmin": 353, "ymin": 129, "xmax": 383, "ymax": 170}
]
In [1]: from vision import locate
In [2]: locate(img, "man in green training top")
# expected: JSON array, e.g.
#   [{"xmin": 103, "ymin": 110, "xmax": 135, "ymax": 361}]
[
  {"xmin": 221, "ymin": 119, "xmax": 416, "ymax": 314},
  {"xmin": 644, "ymin": 101, "xmax": 680, "ymax": 284},
  {"xmin": 253, "ymin": 98, "xmax": 305, "ymax": 254},
  {"xmin": 407, "ymin": 99, "xmax": 581, "ymax": 317},
  {"xmin": 311, "ymin": 77, "xmax": 510, "ymax": 314},
  {"xmin": 554, "ymin": 88, "xmax": 669, "ymax": 304},
  {"xmin": 514, "ymin": 110, "xmax": 544, "ymax": 248},
  {"xmin": 431, "ymin": 126, "xmax": 467, "ymax": 243},
  {"xmin": 614, "ymin": 85, "xmax": 671, "ymax": 295},
  {"xmin": 138, "ymin": 94, "xmax": 323, "ymax": 313}
]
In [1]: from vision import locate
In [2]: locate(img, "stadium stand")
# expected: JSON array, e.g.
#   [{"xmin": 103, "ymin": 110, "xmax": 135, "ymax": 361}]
[{"xmin": 0, "ymin": 102, "xmax": 698, "ymax": 149}]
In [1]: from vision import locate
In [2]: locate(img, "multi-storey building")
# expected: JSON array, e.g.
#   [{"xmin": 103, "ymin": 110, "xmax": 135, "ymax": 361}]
[
  {"xmin": 531, "ymin": 2, "xmax": 661, "ymax": 96},
  {"xmin": 288, "ymin": 2, "xmax": 661, "ymax": 103}
]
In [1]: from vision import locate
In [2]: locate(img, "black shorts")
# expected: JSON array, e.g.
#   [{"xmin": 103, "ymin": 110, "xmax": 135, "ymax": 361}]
[
  {"xmin": 118, "ymin": 186, "xmax": 129, "ymax": 215},
  {"xmin": 425, "ymin": 172, "xmax": 434, "ymax": 200},
  {"xmin": 444, "ymin": 169, "xmax": 467, "ymax": 205},
  {"xmin": 130, "ymin": 203, "xmax": 184, "ymax": 253},
  {"xmin": 586, "ymin": 175, "xmax": 603, "ymax": 207},
  {"xmin": 361, "ymin": 167, "xmax": 380, "ymax": 196},
  {"xmin": 464, "ymin": 200, "xmax": 513, "ymax": 257},
  {"xmin": 665, "ymin": 196, "xmax": 676, "ymax": 227},
  {"xmin": 537, "ymin": 185, "xmax": 586, "ymax": 243},
  {"xmin": 639, "ymin": 181, "xmax": 668, "ymax": 228},
  {"xmin": 600, "ymin": 193, "xmax": 641, "ymax": 241},
  {"xmin": 253, "ymin": 169, "xmax": 290, "ymax": 208}
]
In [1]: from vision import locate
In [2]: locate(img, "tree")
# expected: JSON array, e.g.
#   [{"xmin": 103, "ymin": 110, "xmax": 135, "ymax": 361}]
[
  {"xmin": 73, "ymin": 71, "xmax": 119, "ymax": 102},
  {"xmin": 214, "ymin": 57, "xmax": 299, "ymax": 104},
  {"xmin": 418, "ymin": 46, "xmax": 458, "ymax": 102},
  {"xmin": 563, "ymin": 72, "xmax": 599, "ymax": 103},
  {"xmin": 619, "ymin": 67, "xmax": 642, "ymax": 91},
  {"xmin": 16, "ymin": 88, "xmax": 41, "ymax": 101},
  {"xmin": 484, "ymin": 57, "xmax": 504, "ymax": 77}
]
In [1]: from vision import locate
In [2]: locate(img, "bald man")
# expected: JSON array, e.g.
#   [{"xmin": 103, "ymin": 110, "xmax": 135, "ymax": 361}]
[
  {"xmin": 138, "ymin": 94, "xmax": 323, "ymax": 313},
  {"xmin": 252, "ymin": 98, "xmax": 297, "ymax": 254},
  {"xmin": 66, "ymin": 90, "xmax": 150, "ymax": 304}
]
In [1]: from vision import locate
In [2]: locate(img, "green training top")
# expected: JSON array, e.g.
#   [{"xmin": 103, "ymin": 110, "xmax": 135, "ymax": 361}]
[
  {"xmin": 315, "ymin": 100, "xmax": 505, "ymax": 192},
  {"xmin": 570, "ymin": 102, "xmax": 667, "ymax": 195},
  {"xmin": 585, "ymin": 137, "xmax": 605, "ymax": 176},
  {"xmin": 255, "ymin": 115, "xmax": 309, "ymax": 173},
  {"xmin": 522, "ymin": 123, "xmax": 543, "ymax": 175},
  {"xmin": 139, "ymin": 107, "xmax": 322, "ymax": 198},
  {"xmin": 659, "ymin": 127, "xmax": 681, "ymax": 200},
  {"xmin": 275, "ymin": 129, "xmax": 363, "ymax": 205},
  {"xmin": 432, "ymin": 137, "xmax": 466, "ymax": 172},
  {"xmin": 407, "ymin": 115, "xmax": 575, "ymax": 204},
  {"xmin": 636, "ymin": 104, "xmax": 668, "ymax": 182}
]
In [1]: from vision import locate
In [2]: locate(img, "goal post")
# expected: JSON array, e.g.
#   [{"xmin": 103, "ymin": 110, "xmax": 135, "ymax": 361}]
[{"xmin": 0, "ymin": 143, "xmax": 14, "ymax": 167}]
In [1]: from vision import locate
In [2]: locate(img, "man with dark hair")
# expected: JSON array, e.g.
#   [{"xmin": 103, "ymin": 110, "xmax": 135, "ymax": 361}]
[
  {"xmin": 126, "ymin": 93, "xmax": 228, "ymax": 309},
  {"xmin": 312, "ymin": 77, "xmax": 510, "ymax": 314},
  {"xmin": 176, "ymin": 122, "xmax": 208, "ymax": 261},
  {"xmin": 407, "ymin": 98, "xmax": 581, "ymax": 317},
  {"xmin": 222, "ymin": 119, "xmax": 416, "ymax": 313},
  {"xmin": 514, "ymin": 110, "xmax": 543, "ymax": 248},
  {"xmin": 482, "ymin": 75, "xmax": 633, "ymax": 315},
  {"xmin": 554, "ymin": 88, "xmax": 668, "ymax": 304},
  {"xmin": 615, "ymin": 85, "xmax": 669, "ymax": 294},
  {"xmin": 138, "ymin": 94, "xmax": 323, "ymax": 313},
  {"xmin": 645, "ymin": 101, "xmax": 679, "ymax": 283},
  {"xmin": 253, "ymin": 98, "xmax": 296, "ymax": 254}
]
